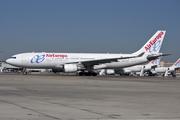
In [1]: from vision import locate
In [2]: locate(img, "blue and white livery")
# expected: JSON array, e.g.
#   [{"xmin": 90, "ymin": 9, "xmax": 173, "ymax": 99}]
[
  {"xmin": 151, "ymin": 58, "xmax": 180, "ymax": 76},
  {"xmin": 6, "ymin": 31, "xmax": 167, "ymax": 76}
]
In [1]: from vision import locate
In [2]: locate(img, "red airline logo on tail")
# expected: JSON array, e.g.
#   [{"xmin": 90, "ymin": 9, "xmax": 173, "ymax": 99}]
[
  {"xmin": 151, "ymin": 59, "xmax": 156, "ymax": 64},
  {"xmin": 145, "ymin": 31, "xmax": 164, "ymax": 51},
  {"xmin": 175, "ymin": 60, "xmax": 180, "ymax": 66}
]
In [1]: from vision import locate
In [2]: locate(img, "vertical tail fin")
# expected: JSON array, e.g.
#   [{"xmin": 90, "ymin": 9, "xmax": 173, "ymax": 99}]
[
  {"xmin": 147, "ymin": 58, "xmax": 161, "ymax": 66},
  {"xmin": 172, "ymin": 58, "xmax": 180, "ymax": 68},
  {"xmin": 147, "ymin": 53, "xmax": 162, "ymax": 66},
  {"xmin": 133, "ymin": 30, "xmax": 166, "ymax": 55},
  {"xmin": 144, "ymin": 53, "xmax": 162, "ymax": 72}
]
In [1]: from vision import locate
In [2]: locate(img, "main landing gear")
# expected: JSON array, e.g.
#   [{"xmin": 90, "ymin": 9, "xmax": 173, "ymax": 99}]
[
  {"xmin": 79, "ymin": 71, "xmax": 97, "ymax": 76},
  {"xmin": 23, "ymin": 71, "xmax": 27, "ymax": 75},
  {"xmin": 23, "ymin": 69, "xmax": 27, "ymax": 75}
]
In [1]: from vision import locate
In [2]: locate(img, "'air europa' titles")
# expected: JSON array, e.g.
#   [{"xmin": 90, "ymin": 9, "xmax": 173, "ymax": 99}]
[
  {"xmin": 145, "ymin": 31, "xmax": 164, "ymax": 51},
  {"xmin": 46, "ymin": 54, "xmax": 68, "ymax": 58}
]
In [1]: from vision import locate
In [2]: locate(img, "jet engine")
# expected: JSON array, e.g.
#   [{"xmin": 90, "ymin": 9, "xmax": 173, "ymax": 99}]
[
  {"xmin": 52, "ymin": 64, "xmax": 78, "ymax": 73},
  {"xmin": 144, "ymin": 66, "xmax": 151, "ymax": 71},
  {"xmin": 168, "ymin": 67, "xmax": 175, "ymax": 71},
  {"xmin": 106, "ymin": 69, "xmax": 115, "ymax": 75},
  {"xmin": 63, "ymin": 64, "xmax": 78, "ymax": 73},
  {"xmin": 123, "ymin": 69, "xmax": 132, "ymax": 73}
]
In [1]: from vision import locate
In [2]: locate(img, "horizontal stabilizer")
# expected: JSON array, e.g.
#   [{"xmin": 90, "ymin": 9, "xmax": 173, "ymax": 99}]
[{"xmin": 147, "ymin": 54, "xmax": 171, "ymax": 61}]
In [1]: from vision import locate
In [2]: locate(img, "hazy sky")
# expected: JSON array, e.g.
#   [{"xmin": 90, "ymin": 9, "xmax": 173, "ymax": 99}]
[{"xmin": 1, "ymin": 0, "xmax": 180, "ymax": 62}]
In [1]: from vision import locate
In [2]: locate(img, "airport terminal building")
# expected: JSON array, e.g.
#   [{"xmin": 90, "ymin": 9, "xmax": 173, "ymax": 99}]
[{"xmin": 0, "ymin": 61, "xmax": 23, "ymax": 73}]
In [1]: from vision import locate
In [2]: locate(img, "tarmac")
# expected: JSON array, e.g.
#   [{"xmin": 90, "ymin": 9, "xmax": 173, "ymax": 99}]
[{"xmin": 0, "ymin": 73, "xmax": 180, "ymax": 120}]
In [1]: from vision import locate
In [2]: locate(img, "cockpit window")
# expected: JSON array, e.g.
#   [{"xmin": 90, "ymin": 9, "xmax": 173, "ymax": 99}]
[{"xmin": 10, "ymin": 57, "xmax": 16, "ymax": 59}]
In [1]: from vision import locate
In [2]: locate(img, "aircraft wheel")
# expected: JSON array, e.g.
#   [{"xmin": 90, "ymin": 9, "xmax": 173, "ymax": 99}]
[
  {"xmin": 23, "ymin": 72, "xmax": 27, "ymax": 75},
  {"xmin": 84, "ymin": 72, "xmax": 91, "ymax": 76},
  {"xmin": 79, "ymin": 72, "xmax": 84, "ymax": 76},
  {"xmin": 92, "ymin": 72, "xmax": 97, "ymax": 76}
]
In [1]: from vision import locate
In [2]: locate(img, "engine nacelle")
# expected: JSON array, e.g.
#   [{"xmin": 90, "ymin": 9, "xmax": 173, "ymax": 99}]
[
  {"xmin": 106, "ymin": 69, "xmax": 115, "ymax": 75},
  {"xmin": 123, "ymin": 69, "xmax": 132, "ymax": 73},
  {"xmin": 155, "ymin": 67, "xmax": 169, "ymax": 73},
  {"xmin": 63, "ymin": 64, "xmax": 78, "ymax": 73},
  {"xmin": 144, "ymin": 66, "xmax": 151, "ymax": 71},
  {"xmin": 168, "ymin": 67, "xmax": 175, "ymax": 72}
]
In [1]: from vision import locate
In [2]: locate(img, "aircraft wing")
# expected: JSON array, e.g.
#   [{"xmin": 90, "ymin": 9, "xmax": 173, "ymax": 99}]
[
  {"xmin": 78, "ymin": 52, "xmax": 145, "ymax": 66},
  {"xmin": 82, "ymin": 54, "xmax": 146, "ymax": 69},
  {"xmin": 80, "ymin": 56, "xmax": 135, "ymax": 66},
  {"xmin": 64, "ymin": 53, "xmax": 144, "ymax": 68},
  {"xmin": 63, "ymin": 56, "xmax": 134, "ymax": 67},
  {"xmin": 55, "ymin": 52, "xmax": 144, "ymax": 69}
]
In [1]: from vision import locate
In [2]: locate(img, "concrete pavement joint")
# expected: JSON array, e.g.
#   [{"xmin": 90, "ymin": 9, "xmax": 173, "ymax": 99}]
[
  {"xmin": 3, "ymin": 88, "xmax": 118, "ymax": 119},
  {"xmin": 0, "ymin": 99, "xmax": 61, "ymax": 120}
]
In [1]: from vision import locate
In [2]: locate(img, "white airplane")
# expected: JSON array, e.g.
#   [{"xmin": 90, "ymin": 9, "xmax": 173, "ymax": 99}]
[
  {"xmin": 124, "ymin": 57, "xmax": 161, "ymax": 76},
  {"xmin": 6, "ymin": 30, "xmax": 167, "ymax": 76},
  {"xmin": 151, "ymin": 58, "xmax": 180, "ymax": 77},
  {"xmin": 99, "ymin": 57, "xmax": 161, "ymax": 76}
]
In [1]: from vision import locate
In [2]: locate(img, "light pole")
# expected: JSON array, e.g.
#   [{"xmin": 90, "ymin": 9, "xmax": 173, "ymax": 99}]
[{"xmin": 0, "ymin": 51, "xmax": 3, "ymax": 73}]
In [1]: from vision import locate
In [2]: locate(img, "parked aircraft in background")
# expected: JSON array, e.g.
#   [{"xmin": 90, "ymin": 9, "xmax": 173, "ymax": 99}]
[
  {"xmin": 151, "ymin": 58, "xmax": 180, "ymax": 77},
  {"xmin": 125, "ymin": 57, "xmax": 161, "ymax": 76},
  {"xmin": 6, "ymin": 31, "xmax": 167, "ymax": 76},
  {"xmin": 99, "ymin": 57, "xmax": 161, "ymax": 76}
]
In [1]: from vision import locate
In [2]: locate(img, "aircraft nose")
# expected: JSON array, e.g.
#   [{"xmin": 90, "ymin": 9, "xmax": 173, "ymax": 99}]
[
  {"xmin": 6, "ymin": 59, "xmax": 11, "ymax": 64},
  {"xmin": 5, "ymin": 56, "xmax": 19, "ymax": 66},
  {"xmin": 6, "ymin": 58, "xmax": 17, "ymax": 66}
]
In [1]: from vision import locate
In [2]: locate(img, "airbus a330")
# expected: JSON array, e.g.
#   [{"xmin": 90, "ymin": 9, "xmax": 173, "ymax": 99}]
[{"xmin": 6, "ymin": 30, "xmax": 167, "ymax": 76}]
